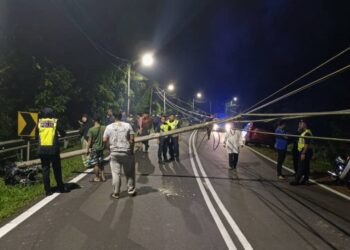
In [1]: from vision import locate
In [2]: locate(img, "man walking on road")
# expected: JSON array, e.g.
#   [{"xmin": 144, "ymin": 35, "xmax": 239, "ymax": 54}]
[
  {"xmin": 290, "ymin": 120, "xmax": 313, "ymax": 185},
  {"xmin": 103, "ymin": 111, "xmax": 136, "ymax": 199},
  {"xmin": 224, "ymin": 123, "xmax": 244, "ymax": 169},
  {"xmin": 140, "ymin": 112, "xmax": 153, "ymax": 152},
  {"xmin": 275, "ymin": 120, "xmax": 288, "ymax": 180},
  {"xmin": 86, "ymin": 114, "xmax": 106, "ymax": 182},
  {"xmin": 37, "ymin": 107, "xmax": 69, "ymax": 196}
]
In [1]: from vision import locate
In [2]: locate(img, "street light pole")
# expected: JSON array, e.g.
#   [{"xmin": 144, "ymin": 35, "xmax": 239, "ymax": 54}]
[
  {"xmin": 127, "ymin": 64, "xmax": 131, "ymax": 115},
  {"xmin": 163, "ymin": 90, "xmax": 166, "ymax": 114}
]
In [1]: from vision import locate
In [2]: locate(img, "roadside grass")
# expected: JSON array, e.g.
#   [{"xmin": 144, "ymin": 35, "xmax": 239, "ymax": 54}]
[{"xmin": 0, "ymin": 144, "xmax": 85, "ymax": 221}]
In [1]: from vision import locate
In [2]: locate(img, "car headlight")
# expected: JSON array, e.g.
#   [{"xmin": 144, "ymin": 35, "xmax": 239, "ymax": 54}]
[
  {"xmin": 225, "ymin": 123, "xmax": 231, "ymax": 132},
  {"xmin": 213, "ymin": 124, "xmax": 219, "ymax": 131}
]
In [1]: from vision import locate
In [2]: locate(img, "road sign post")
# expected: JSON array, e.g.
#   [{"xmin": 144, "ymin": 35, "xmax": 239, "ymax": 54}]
[{"xmin": 18, "ymin": 112, "xmax": 38, "ymax": 137}]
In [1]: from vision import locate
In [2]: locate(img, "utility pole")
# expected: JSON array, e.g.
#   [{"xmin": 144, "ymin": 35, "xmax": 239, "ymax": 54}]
[
  {"xmin": 127, "ymin": 64, "xmax": 131, "ymax": 115},
  {"xmin": 163, "ymin": 90, "xmax": 166, "ymax": 114},
  {"xmin": 149, "ymin": 87, "xmax": 153, "ymax": 114}
]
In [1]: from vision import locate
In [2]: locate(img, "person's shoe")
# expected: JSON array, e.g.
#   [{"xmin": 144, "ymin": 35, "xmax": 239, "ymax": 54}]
[
  {"xmin": 128, "ymin": 188, "xmax": 136, "ymax": 196},
  {"xmin": 167, "ymin": 158, "xmax": 175, "ymax": 162},
  {"xmin": 111, "ymin": 193, "xmax": 120, "ymax": 199},
  {"xmin": 175, "ymin": 157, "xmax": 180, "ymax": 162},
  {"xmin": 300, "ymin": 179, "xmax": 310, "ymax": 185},
  {"xmin": 158, "ymin": 159, "xmax": 164, "ymax": 164},
  {"xmin": 278, "ymin": 175, "xmax": 286, "ymax": 180},
  {"xmin": 289, "ymin": 180, "xmax": 300, "ymax": 186},
  {"xmin": 58, "ymin": 186, "xmax": 70, "ymax": 193},
  {"xmin": 45, "ymin": 191, "xmax": 53, "ymax": 196}
]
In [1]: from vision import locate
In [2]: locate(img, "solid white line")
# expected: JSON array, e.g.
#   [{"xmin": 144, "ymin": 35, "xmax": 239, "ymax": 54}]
[
  {"xmin": 0, "ymin": 168, "xmax": 94, "ymax": 239},
  {"xmin": 192, "ymin": 131, "xmax": 254, "ymax": 250},
  {"xmin": 247, "ymin": 146, "xmax": 350, "ymax": 202},
  {"xmin": 189, "ymin": 132, "xmax": 237, "ymax": 250}
]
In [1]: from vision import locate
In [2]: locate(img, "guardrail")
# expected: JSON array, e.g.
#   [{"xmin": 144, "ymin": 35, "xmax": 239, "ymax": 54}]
[{"xmin": 0, "ymin": 130, "xmax": 80, "ymax": 162}]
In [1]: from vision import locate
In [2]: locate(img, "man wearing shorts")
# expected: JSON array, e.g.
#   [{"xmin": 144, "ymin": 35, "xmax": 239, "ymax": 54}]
[{"xmin": 86, "ymin": 114, "xmax": 106, "ymax": 182}]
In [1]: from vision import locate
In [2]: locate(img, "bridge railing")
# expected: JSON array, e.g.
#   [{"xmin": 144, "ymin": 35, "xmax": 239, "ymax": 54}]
[{"xmin": 0, "ymin": 130, "xmax": 80, "ymax": 162}]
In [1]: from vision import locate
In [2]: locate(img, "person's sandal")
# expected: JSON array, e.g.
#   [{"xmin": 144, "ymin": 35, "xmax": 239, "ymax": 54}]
[
  {"xmin": 111, "ymin": 193, "xmax": 120, "ymax": 199},
  {"xmin": 89, "ymin": 177, "xmax": 101, "ymax": 182}
]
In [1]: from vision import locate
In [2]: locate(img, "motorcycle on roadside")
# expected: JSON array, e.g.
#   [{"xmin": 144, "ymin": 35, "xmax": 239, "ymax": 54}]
[{"xmin": 328, "ymin": 155, "xmax": 350, "ymax": 187}]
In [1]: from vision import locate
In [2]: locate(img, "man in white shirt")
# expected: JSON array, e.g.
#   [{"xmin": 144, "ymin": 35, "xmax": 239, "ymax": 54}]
[
  {"xmin": 103, "ymin": 111, "xmax": 136, "ymax": 199},
  {"xmin": 224, "ymin": 123, "xmax": 244, "ymax": 169}
]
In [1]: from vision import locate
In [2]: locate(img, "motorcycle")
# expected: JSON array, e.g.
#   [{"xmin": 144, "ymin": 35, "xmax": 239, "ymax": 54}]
[{"xmin": 328, "ymin": 155, "xmax": 350, "ymax": 185}]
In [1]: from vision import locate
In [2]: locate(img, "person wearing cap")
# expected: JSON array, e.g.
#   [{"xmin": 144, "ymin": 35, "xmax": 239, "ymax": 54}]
[
  {"xmin": 37, "ymin": 108, "xmax": 69, "ymax": 196},
  {"xmin": 290, "ymin": 120, "xmax": 313, "ymax": 185}
]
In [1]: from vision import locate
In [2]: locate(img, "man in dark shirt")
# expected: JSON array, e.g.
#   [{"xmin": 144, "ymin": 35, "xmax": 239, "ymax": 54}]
[{"xmin": 275, "ymin": 120, "xmax": 288, "ymax": 180}]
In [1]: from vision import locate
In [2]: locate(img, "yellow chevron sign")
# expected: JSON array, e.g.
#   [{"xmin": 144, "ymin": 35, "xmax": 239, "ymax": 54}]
[{"xmin": 18, "ymin": 112, "xmax": 38, "ymax": 137}]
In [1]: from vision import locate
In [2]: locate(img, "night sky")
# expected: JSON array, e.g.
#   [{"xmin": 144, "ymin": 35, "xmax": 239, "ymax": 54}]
[{"xmin": 1, "ymin": 0, "xmax": 350, "ymax": 113}]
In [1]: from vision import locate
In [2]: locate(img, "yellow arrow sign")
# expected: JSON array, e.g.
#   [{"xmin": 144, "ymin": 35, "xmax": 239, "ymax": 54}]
[{"xmin": 18, "ymin": 112, "xmax": 38, "ymax": 137}]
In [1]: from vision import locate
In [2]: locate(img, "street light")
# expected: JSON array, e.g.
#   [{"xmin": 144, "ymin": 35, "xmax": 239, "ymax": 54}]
[
  {"xmin": 162, "ymin": 83, "xmax": 175, "ymax": 114},
  {"xmin": 193, "ymin": 92, "xmax": 203, "ymax": 110},
  {"xmin": 233, "ymin": 96, "xmax": 238, "ymax": 102},
  {"xmin": 127, "ymin": 52, "xmax": 155, "ymax": 115},
  {"xmin": 141, "ymin": 53, "xmax": 154, "ymax": 67}
]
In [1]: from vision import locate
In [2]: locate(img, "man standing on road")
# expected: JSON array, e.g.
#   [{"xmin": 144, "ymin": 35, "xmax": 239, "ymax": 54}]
[
  {"xmin": 86, "ymin": 114, "xmax": 106, "ymax": 182},
  {"xmin": 140, "ymin": 111, "xmax": 153, "ymax": 153},
  {"xmin": 37, "ymin": 107, "xmax": 69, "ymax": 196},
  {"xmin": 103, "ymin": 111, "xmax": 136, "ymax": 199},
  {"xmin": 167, "ymin": 114, "xmax": 181, "ymax": 162},
  {"xmin": 224, "ymin": 122, "xmax": 244, "ymax": 169},
  {"xmin": 290, "ymin": 120, "xmax": 313, "ymax": 185},
  {"xmin": 156, "ymin": 115, "xmax": 170, "ymax": 164},
  {"xmin": 292, "ymin": 120, "xmax": 303, "ymax": 175},
  {"xmin": 79, "ymin": 114, "xmax": 92, "ymax": 167},
  {"xmin": 275, "ymin": 120, "xmax": 288, "ymax": 180}
]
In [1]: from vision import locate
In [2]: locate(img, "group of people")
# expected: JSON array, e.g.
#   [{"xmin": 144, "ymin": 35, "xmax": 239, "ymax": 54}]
[
  {"xmin": 76, "ymin": 109, "xmax": 182, "ymax": 198},
  {"xmin": 275, "ymin": 119, "xmax": 313, "ymax": 185}
]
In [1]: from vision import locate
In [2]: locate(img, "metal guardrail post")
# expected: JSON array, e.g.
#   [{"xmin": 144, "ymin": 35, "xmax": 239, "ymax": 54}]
[{"xmin": 26, "ymin": 140, "xmax": 30, "ymax": 161}]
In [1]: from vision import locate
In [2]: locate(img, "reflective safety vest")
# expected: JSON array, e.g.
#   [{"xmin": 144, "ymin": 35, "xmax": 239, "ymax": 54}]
[
  {"xmin": 160, "ymin": 123, "xmax": 170, "ymax": 133},
  {"xmin": 167, "ymin": 119, "xmax": 179, "ymax": 130},
  {"xmin": 298, "ymin": 129, "xmax": 312, "ymax": 152},
  {"xmin": 38, "ymin": 118, "xmax": 58, "ymax": 146}
]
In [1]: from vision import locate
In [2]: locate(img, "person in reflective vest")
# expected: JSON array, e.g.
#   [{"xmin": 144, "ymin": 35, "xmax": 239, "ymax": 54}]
[
  {"xmin": 157, "ymin": 115, "xmax": 170, "ymax": 164},
  {"xmin": 167, "ymin": 114, "xmax": 181, "ymax": 162},
  {"xmin": 290, "ymin": 119, "xmax": 313, "ymax": 185},
  {"xmin": 37, "ymin": 108, "xmax": 68, "ymax": 196}
]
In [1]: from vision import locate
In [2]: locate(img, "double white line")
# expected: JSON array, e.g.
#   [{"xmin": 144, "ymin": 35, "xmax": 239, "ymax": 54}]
[{"xmin": 189, "ymin": 131, "xmax": 253, "ymax": 250}]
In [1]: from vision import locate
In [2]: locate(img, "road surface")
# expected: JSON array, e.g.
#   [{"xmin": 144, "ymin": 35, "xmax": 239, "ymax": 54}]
[{"xmin": 1, "ymin": 130, "xmax": 349, "ymax": 249}]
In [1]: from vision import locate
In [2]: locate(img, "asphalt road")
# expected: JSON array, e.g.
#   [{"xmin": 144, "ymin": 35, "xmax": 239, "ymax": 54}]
[{"xmin": 1, "ymin": 130, "xmax": 349, "ymax": 250}]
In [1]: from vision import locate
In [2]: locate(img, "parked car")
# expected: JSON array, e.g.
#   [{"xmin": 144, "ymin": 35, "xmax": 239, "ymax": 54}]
[{"xmin": 244, "ymin": 122, "xmax": 275, "ymax": 147}]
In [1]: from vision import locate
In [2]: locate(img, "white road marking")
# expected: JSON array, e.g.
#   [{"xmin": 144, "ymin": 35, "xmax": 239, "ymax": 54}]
[
  {"xmin": 0, "ymin": 168, "xmax": 94, "ymax": 239},
  {"xmin": 188, "ymin": 132, "xmax": 237, "ymax": 250},
  {"xmin": 247, "ymin": 146, "xmax": 350, "ymax": 202},
  {"xmin": 192, "ymin": 131, "xmax": 254, "ymax": 250}
]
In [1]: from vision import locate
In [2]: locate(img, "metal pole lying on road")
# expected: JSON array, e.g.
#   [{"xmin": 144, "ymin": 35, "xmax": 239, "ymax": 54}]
[{"xmin": 15, "ymin": 114, "xmax": 242, "ymax": 168}]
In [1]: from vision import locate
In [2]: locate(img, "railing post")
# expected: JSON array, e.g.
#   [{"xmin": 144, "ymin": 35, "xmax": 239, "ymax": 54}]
[{"xmin": 26, "ymin": 140, "xmax": 30, "ymax": 161}]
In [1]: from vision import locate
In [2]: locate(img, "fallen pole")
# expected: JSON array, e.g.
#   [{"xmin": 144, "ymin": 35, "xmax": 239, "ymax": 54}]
[{"xmin": 15, "ymin": 114, "xmax": 242, "ymax": 168}]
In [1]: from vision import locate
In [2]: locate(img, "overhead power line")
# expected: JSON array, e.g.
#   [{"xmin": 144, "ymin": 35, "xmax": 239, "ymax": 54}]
[
  {"xmin": 244, "ymin": 46, "xmax": 350, "ymax": 113},
  {"xmin": 246, "ymin": 64, "xmax": 350, "ymax": 114}
]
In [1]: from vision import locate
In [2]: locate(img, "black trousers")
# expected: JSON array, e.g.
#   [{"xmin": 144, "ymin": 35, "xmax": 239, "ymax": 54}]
[
  {"xmin": 40, "ymin": 154, "xmax": 64, "ymax": 193},
  {"xmin": 158, "ymin": 137, "xmax": 168, "ymax": 161},
  {"xmin": 169, "ymin": 136, "xmax": 179, "ymax": 159},
  {"xmin": 296, "ymin": 149, "xmax": 313, "ymax": 183},
  {"xmin": 276, "ymin": 149, "xmax": 287, "ymax": 176},
  {"xmin": 292, "ymin": 144, "xmax": 299, "ymax": 174},
  {"xmin": 229, "ymin": 153, "xmax": 239, "ymax": 168}
]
